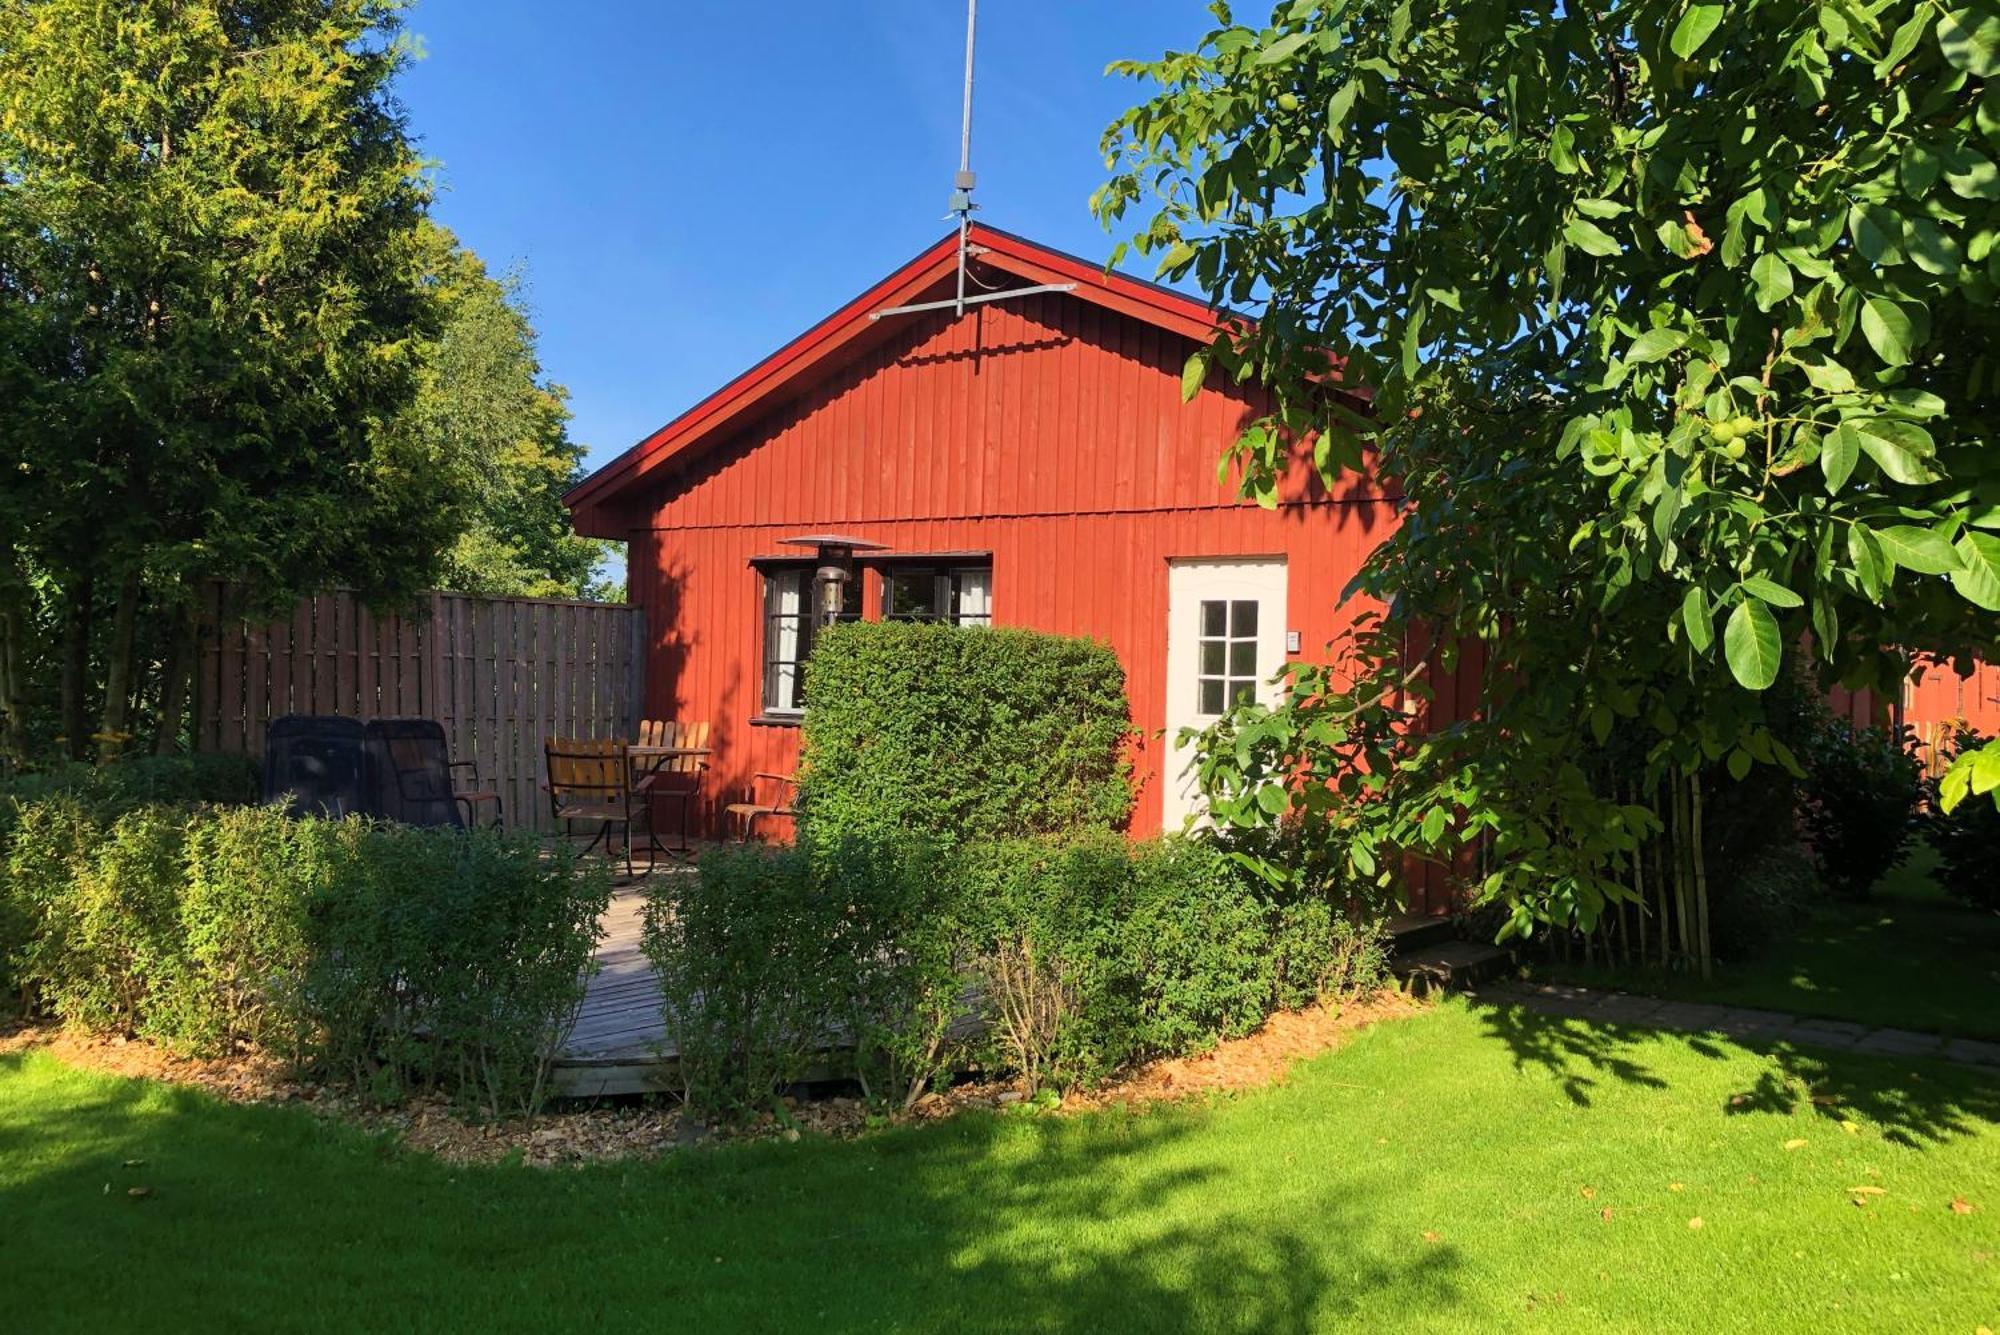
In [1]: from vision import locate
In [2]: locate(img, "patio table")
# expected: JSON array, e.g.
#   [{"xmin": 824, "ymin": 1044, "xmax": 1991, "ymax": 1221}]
[{"xmin": 626, "ymin": 743, "xmax": 713, "ymax": 858}]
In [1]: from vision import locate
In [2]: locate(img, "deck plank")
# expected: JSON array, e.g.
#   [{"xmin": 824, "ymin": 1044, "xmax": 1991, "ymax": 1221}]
[{"xmin": 557, "ymin": 881, "xmax": 674, "ymax": 1070}]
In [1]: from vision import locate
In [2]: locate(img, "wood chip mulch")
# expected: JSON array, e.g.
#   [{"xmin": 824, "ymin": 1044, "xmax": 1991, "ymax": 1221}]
[{"xmin": 0, "ymin": 988, "xmax": 1422, "ymax": 1168}]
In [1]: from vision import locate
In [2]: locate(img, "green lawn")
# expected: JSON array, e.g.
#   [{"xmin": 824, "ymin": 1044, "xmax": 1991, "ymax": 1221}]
[
  {"xmin": 2, "ymin": 1002, "xmax": 1996, "ymax": 1333},
  {"xmin": 1540, "ymin": 850, "xmax": 2000, "ymax": 1039}
]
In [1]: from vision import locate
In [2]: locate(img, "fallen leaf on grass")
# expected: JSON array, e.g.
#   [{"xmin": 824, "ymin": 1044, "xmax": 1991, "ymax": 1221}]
[
  {"xmin": 1669, "ymin": 1182, "xmax": 1685, "ymax": 1192},
  {"xmin": 1848, "ymin": 1186, "xmax": 1887, "ymax": 1196},
  {"xmin": 1422, "ymin": 1230, "xmax": 1443, "ymax": 1244},
  {"xmin": 1579, "ymin": 1186, "xmax": 1597, "ymax": 1200},
  {"xmin": 1841, "ymin": 1119, "xmax": 1861, "ymax": 1135},
  {"xmin": 1951, "ymin": 1197, "xmax": 1976, "ymax": 1216},
  {"xmin": 1600, "ymin": 1208, "xmax": 1614, "ymax": 1222},
  {"xmin": 126, "ymin": 1186, "xmax": 151, "ymax": 1200},
  {"xmin": 1687, "ymin": 1217, "xmax": 1705, "ymax": 1230},
  {"xmin": 1783, "ymin": 1138, "xmax": 1808, "ymax": 1151},
  {"xmin": 122, "ymin": 1159, "xmax": 145, "ymax": 1169}
]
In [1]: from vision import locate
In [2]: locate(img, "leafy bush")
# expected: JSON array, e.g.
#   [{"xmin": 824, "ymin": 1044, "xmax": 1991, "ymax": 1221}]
[
  {"xmin": 643, "ymin": 827, "xmax": 1395, "ymax": 1118},
  {"xmin": 1928, "ymin": 729, "xmax": 2000, "ymax": 912},
  {"xmin": 1123, "ymin": 837, "xmax": 1273, "ymax": 1055},
  {"xmin": 643, "ymin": 842, "xmax": 876, "ymax": 1119},
  {"xmin": 0, "ymin": 796, "xmax": 608, "ymax": 1116},
  {"xmin": 0, "ymin": 754, "xmax": 258, "ymax": 814},
  {"xmin": 161, "ymin": 805, "xmax": 329, "ymax": 1060},
  {"xmin": 958, "ymin": 833, "xmax": 1134, "ymax": 1094},
  {"xmin": 3, "ymin": 799, "xmax": 190, "ymax": 1034},
  {"xmin": 1800, "ymin": 721, "xmax": 1922, "ymax": 900},
  {"xmin": 304, "ymin": 822, "xmax": 610, "ymax": 1115},
  {"xmin": 1267, "ymin": 894, "xmax": 1392, "ymax": 1011},
  {"xmin": 798, "ymin": 620, "xmax": 1132, "ymax": 845},
  {"xmin": 1704, "ymin": 842, "xmax": 1817, "ymax": 962}
]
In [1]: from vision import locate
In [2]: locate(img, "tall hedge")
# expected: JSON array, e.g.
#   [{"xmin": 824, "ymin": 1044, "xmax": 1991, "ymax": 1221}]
[{"xmin": 798, "ymin": 621, "xmax": 1132, "ymax": 843}]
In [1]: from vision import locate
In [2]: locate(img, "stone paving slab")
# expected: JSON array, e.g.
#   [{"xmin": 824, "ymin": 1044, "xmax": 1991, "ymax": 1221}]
[
  {"xmin": 1474, "ymin": 982, "xmax": 1997, "ymax": 1071},
  {"xmin": 1944, "ymin": 1038, "xmax": 2000, "ymax": 1068}
]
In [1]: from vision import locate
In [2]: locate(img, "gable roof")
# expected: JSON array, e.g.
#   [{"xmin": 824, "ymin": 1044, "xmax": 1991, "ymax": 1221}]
[{"xmin": 564, "ymin": 224, "xmax": 1230, "ymax": 534}]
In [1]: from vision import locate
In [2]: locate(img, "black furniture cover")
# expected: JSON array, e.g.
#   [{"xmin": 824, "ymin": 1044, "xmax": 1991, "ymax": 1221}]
[
  {"xmin": 261, "ymin": 715, "xmax": 369, "ymax": 819},
  {"xmin": 361, "ymin": 718, "xmax": 466, "ymax": 829}
]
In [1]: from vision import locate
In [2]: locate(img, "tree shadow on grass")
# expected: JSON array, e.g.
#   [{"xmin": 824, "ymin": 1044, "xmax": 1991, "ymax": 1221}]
[
  {"xmin": 1464, "ymin": 999, "xmax": 1673, "ymax": 1108},
  {"xmin": 1462, "ymin": 999, "xmax": 2000, "ymax": 1150},
  {"xmin": 0, "ymin": 1050, "xmax": 1468, "ymax": 1333},
  {"xmin": 870, "ymin": 1107, "xmax": 1467, "ymax": 1334},
  {"xmin": 1718, "ymin": 1042, "xmax": 2000, "ymax": 1149}
]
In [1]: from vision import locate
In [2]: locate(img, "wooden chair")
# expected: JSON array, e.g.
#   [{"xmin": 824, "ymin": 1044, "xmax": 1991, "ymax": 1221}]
[
  {"xmin": 543, "ymin": 737, "xmax": 649, "ymax": 876},
  {"xmin": 634, "ymin": 719, "xmax": 710, "ymax": 854},
  {"xmin": 725, "ymin": 771, "xmax": 800, "ymax": 842}
]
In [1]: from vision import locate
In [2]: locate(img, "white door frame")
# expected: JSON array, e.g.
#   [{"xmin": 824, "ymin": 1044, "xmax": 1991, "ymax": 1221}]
[{"xmin": 1163, "ymin": 557, "xmax": 1289, "ymax": 830}]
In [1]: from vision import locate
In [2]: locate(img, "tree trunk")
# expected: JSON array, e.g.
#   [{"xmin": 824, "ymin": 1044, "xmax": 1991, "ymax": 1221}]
[
  {"xmin": 0, "ymin": 586, "xmax": 27, "ymax": 766},
  {"xmin": 58, "ymin": 575, "xmax": 96, "ymax": 761},
  {"xmin": 98, "ymin": 569, "xmax": 144, "ymax": 762},
  {"xmin": 152, "ymin": 602, "xmax": 198, "ymax": 756},
  {"xmin": 1690, "ymin": 775, "xmax": 1713, "ymax": 981}
]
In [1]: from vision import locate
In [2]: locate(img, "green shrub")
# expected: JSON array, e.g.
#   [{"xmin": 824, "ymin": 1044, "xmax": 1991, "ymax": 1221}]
[
  {"xmin": 161, "ymin": 806, "xmax": 332, "ymax": 1061},
  {"xmin": 1123, "ymin": 837, "xmax": 1272, "ymax": 1055},
  {"xmin": 1928, "ymin": 729, "xmax": 2000, "ymax": 912},
  {"xmin": 0, "ymin": 753, "xmax": 258, "ymax": 813},
  {"xmin": 959, "ymin": 832, "xmax": 1135, "ymax": 1094},
  {"xmin": 302, "ymin": 823, "xmax": 610, "ymax": 1115},
  {"xmin": 0, "ymin": 794, "xmax": 607, "ymax": 1117},
  {"xmin": 643, "ymin": 827, "xmax": 1396, "ymax": 1117},
  {"xmin": 4, "ymin": 800, "xmax": 191, "ymax": 1034},
  {"xmin": 798, "ymin": 620, "xmax": 1132, "ymax": 845},
  {"xmin": 1801, "ymin": 721, "xmax": 1922, "ymax": 899},
  {"xmin": 1266, "ymin": 893, "xmax": 1392, "ymax": 1011},
  {"xmin": 1704, "ymin": 842, "xmax": 1817, "ymax": 962},
  {"xmin": 643, "ymin": 843, "xmax": 870, "ymax": 1119}
]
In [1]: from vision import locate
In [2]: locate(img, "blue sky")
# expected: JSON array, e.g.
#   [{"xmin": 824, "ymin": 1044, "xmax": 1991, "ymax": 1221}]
[{"xmin": 396, "ymin": 1, "xmax": 1211, "ymax": 473}]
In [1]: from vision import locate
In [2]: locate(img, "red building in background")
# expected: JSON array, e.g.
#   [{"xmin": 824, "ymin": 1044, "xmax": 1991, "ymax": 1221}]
[{"xmin": 566, "ymin": 225, "xmax": 1402, "ymax": 845}]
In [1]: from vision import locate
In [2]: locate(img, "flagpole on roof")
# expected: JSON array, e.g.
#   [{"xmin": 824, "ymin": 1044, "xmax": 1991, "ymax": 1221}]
[
  {"xmin": 867, "ymin": 0, "xmax": 1077, "ymax": 323},
  {"xmin": 954, "ymin": 0, "xmax": 978, "ymax": 317}
]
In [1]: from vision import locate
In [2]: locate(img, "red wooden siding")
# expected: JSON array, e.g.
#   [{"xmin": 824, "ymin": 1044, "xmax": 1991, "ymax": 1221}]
[
  {"xmin": 1904, "ymin": 654, "xmax": 2000, "ymax": 776},
  {"xmin": 614, "ymin": 286, "xmax": 1400, "ymax": 844}
]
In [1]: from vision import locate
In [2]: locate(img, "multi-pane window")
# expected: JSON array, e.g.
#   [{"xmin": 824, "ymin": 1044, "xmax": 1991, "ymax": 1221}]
[
  {"xmin": 762, "ymin": 563, "xmax": 987, "ymax": 714},
  {"xmin": 761, "ymin": 568, "xmax": 859, "ymax": 714},
  {"xmin": 1196, "ymin": 598, "xmax": 1260, "ymax": 715},
  {"xmin": 882, "ymin": 566, "xmax": 992, "ymax": 626},
  {"xmin": 761, "ymin": 569, "xmax": 812, "ymax": 714}
]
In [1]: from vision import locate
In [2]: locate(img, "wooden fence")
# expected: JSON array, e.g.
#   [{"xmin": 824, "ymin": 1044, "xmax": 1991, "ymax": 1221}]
[{"xmin": 194, "ymin": 584, "xmax": 645, "ymax": 831}]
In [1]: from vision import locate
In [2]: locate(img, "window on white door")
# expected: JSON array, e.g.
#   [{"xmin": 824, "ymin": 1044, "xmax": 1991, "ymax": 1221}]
[{"xmin": 1196, "ymin": 598, "xmax": 1261, "ymax": 716}]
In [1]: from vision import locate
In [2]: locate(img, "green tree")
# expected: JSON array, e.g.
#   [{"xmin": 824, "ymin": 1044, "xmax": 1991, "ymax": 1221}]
[
  {"xmin": 1096, "ymin": 0, "xmax": 2000, "ymax": 958},
  {"xmin": 0, "ymin": 0, "xmax": 452, "ymax": 762},
  {"xmin": 412, "ymin": 238, "xmax": 620, "ymax": 602}
]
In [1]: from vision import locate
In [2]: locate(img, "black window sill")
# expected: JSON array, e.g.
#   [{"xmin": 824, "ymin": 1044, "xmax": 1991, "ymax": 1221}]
[{"xmin": 749, "ymin": 714, "xmax": 804, "ymax": 729}]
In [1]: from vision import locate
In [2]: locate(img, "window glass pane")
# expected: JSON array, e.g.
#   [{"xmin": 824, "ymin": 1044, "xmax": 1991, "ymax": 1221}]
[
  {"xmin": 953, "ymin": 567, "xmax": 992, "ymax": 624},
  {"xmin": 1228, "ymin": 640, "xmax": 1258, "ymax": 676},
  {"xmin": 885, "ymin": 568, "xmax": 942, "ymax": 621},
  {"xmin": 1230, "ymin": 599, "xmax": 1259, "ymax": 636},
  {"xmin": 1200, "ymin": 641, "xmax": 1225, "ymax": 675},
  {"xmin": 1229, "ymin": 679, "xmax": 1257, "ymax": 708},
  {"xmin": 1199, "ymin": 679, "xmax": 1225, "ymax": 715},
  {"xmin": 764, "ymin": 570, "xmax": 808, "ymax": 712},
  {"xmin": 1201, "ymin": 600, "xmax": 1227, "ymax": 637}
]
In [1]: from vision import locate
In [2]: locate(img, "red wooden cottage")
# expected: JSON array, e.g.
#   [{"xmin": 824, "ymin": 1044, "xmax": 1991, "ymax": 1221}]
[{"xmin": 565, "ymin": 224, "xmax": 1404, "ymax": 839}]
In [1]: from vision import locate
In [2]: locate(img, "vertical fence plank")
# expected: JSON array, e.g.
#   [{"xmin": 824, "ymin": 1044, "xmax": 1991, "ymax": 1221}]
[{"xmin": 191, "ymin": 587, "xmax": 639, "ymax": 833}]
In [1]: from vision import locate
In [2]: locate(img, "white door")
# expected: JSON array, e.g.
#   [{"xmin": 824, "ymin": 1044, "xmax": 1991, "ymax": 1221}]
[{"xmin": 1163, "ymin": 558, "xmax": 1289, "ymax": 830}]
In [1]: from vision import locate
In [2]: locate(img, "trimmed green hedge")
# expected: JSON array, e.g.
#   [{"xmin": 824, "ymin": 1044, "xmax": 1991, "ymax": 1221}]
[
  {"xmin": 2, "ymin": 799, "xmax": 609, "ymax": 1115},
  {"xmin": 643, "ymin": 830, "xmax": 1390, "ymax": 1118},
  {"xmin": 798, "ymin": 621, "xmax": 1133, "ymax": 845}
]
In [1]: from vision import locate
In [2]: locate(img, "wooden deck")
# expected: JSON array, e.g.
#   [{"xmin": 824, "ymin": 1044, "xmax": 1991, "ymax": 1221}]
[{"xmin": 552, "ymin": 877, "xmax": 684, "ymax": 1098}]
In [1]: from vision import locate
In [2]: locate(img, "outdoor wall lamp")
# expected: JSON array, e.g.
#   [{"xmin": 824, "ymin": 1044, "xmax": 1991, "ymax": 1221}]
[{"xmin": 779, "ymin": 533, "xmax": 887, "ymax": 627}]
